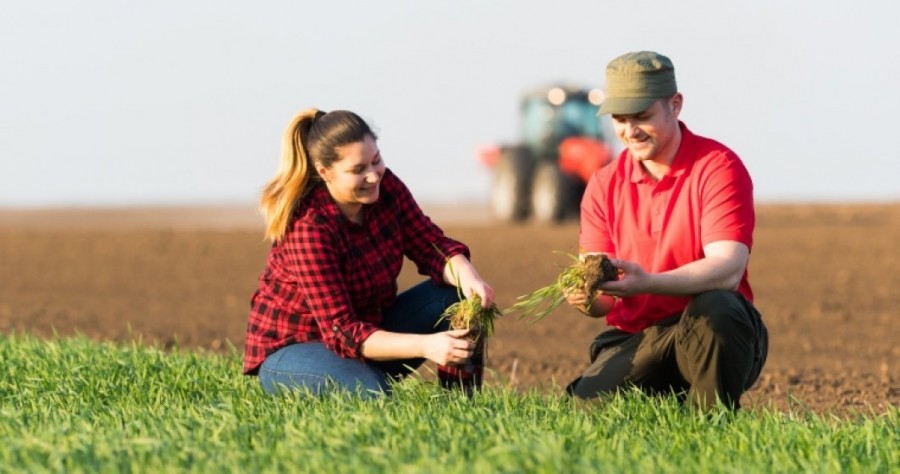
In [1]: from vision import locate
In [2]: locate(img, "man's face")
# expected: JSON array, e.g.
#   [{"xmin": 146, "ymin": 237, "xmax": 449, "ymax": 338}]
[{"xmin": 611, "ymin": 94, "xmax": 682, "ymax": 163}]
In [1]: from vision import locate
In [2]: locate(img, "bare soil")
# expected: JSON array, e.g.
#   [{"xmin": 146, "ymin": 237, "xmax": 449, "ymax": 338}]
[{"xmin": 1, "ymin": 204, "xmax": 897, "ymax": 415}]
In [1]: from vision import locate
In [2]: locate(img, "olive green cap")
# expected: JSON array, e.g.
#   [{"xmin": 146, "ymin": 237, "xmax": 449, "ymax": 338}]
[{"xmin": 598, "ymin": 51, "xmax": 677, "ymax": 115}]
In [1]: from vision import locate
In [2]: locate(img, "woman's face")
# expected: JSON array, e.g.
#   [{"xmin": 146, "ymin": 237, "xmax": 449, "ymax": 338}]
[{"xmin": 317, "ymin": 135, "xmax": 385, "ymax": 215}]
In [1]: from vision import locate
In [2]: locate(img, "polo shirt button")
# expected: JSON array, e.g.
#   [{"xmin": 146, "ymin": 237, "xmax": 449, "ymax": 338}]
[{"xmin": 332, "ymin": 325, "xmax": 339, "ymax": 332}]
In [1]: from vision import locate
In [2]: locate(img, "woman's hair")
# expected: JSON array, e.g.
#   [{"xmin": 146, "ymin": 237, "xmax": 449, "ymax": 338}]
[{"xmin": 260, "ymin": 108, "xmax": 376, "ymax": 241}]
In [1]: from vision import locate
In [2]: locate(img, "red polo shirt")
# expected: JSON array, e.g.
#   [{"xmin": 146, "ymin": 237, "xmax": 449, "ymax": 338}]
[{"xmin": 579, "ymin": 122, "xmax": 754, "ymax": 333}]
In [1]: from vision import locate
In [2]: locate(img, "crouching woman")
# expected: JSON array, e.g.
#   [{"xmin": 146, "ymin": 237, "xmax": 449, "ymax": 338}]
[{"xmin": 242, "ymin": 108, "xmax": 494, "ymax": 398}]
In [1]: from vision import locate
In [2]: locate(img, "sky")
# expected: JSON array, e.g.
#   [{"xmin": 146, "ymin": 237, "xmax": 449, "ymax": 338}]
[{"xmin": 2, "ymin": 0, "xmax": 898, "ymax": 208}]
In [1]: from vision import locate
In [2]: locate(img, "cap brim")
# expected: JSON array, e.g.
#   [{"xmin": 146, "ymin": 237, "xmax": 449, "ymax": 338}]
[{"xmin": 597, "ymin": 96, "xmax": 658, "ymax": 115}]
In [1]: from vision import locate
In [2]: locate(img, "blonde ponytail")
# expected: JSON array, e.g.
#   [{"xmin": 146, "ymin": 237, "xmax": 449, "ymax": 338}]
[
  {"xmin": 260, "ymin": 108, "xmax": 324, "ymax": 241},
  {"xmin": 260, "ymin": 108, "xmax": 376, "ymax": 241}
]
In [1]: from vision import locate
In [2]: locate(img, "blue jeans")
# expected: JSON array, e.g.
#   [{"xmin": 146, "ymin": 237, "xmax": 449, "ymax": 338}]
[{"xmin": 258, "ymin": 280, "xmax": 460, "ymax": 398}]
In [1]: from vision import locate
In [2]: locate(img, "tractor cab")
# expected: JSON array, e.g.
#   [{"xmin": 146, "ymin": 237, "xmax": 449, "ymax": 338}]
[
  {"xmin": 481, "ymin": 85, "xmax": 617, "ymax": 223},
  {"xmin": 520, "ymin": 87, "xmax": 607, "ymax": 161}
]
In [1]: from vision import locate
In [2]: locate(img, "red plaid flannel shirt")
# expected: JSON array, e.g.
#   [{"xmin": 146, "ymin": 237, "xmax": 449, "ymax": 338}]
[{"xmin": 243, "ymin": 169, "xmax": 470, "ymax": 374}]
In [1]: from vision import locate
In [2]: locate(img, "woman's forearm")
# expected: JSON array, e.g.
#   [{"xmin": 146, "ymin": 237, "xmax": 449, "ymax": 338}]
[
  {"xmin": 359, "ymin": 330, "xmax": 424, "ymax": 361},
  {"xmin": 443, "ymin": 254, "xmax": 478, "ymax": 287}
]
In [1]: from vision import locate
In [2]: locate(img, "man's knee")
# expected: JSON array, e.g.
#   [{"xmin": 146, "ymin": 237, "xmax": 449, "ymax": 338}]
[
  {"xmin": 682, "ymin": 290, "xmax": 750, "ymax": 336},
  {"xmin": 686, "ymin": 290, "xmax": 741, "ymax": 314},
  {"xmin": 678, "ymin": 290, "xmax": 766, "ymax": 403}
]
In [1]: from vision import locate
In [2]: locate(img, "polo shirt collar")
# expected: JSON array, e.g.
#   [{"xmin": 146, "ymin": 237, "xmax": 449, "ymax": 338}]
[
  {"xmin": 668, "ymin": 122, "xmax": 696, "ymax": 178},
  {"xmin": 628, "ymin": 121, "xmax": 696, "ymax": 183}
]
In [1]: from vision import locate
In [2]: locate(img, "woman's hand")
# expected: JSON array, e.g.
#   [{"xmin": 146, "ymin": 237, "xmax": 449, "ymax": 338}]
[
  {"xmin": 420, "ymin": 329, "xmax": 474, "ymax": 366},
  {"xmin": 563, "ymin": 286, "xmax": 590, "ymax": 309},
  {"xmin": 444, "ymin": 255, "xmax": 495, "ymax": 307},
  {"xmin": 461, "ymin": 277, "xmax": 495, "ymax": 307}
]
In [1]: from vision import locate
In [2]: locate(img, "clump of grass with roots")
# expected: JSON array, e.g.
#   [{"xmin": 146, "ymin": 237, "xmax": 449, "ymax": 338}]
[
  {"xmin": 441, "ymin": 293, "xmax": 500, "ymax": 344},
  {"xmin": 507, "ymin": 252, "xmax": 618, "ymax": 325},
  {"xmin": 438, "ymin": 253, "xmax": 501, "ymax": 343},
  {"xmin": 435, "ymin": 251, "xmax": 502, "ymax": 394}
]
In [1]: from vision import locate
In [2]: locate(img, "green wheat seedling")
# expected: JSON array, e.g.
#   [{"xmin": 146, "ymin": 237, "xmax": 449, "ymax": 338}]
[
  {"xmin": 436, "ymin": 243, "xmax": 501, "ymax": 343},
  {"xmin": 507, "ymin": 253, "xmax": 586, "ymax": 325},
  {"xmin": 508, "ymin": 252, "xmax": 617, "ymax": 325},
  {"xmin": 1, "ymin": 334, "xmax": 897, "ymax": 473},
  {"xmin": 441, "ymin": 293, "xmax": 501, "ymax": 343}
]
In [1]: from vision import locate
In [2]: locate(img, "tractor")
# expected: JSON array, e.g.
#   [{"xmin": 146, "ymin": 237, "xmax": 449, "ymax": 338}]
[{"xmin": 479, "ymin": 85, "xmax": 619, "ymax": 223}]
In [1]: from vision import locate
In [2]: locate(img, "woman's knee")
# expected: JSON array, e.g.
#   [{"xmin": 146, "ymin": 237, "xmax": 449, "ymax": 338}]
[
  {"xmin": 258, "ymin": 343, "xmax": 389, "ymax": 398},
  {"xmin": 260, "ymin": 368, "xmax": 386, "ymax": 398},
  {"xmin": 385, "ymin": 280, "xmax": 460, "ymax": 333},
  {"xmin": 424, "ymin": 280, "xmax": 463, "ymax": 312},
  {"xmin": 259, "ymin": 366, "xmax": 329, "ymax": 395}
]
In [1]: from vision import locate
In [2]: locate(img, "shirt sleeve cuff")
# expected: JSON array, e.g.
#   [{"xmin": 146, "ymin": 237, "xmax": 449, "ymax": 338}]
[
  {"xmin": 326, "ymin": 321, "xmax": 380, "ymax": 360},
  {"xmin": 428, "ymin": 241, "xmax": 470, "ymax": 283}
]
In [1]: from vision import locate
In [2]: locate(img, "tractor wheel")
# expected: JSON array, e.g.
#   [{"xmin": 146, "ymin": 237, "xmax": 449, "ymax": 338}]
[
  {"xmin": 491, "ymin": 148, "xmax": 533, "ymax": 222},
  {"xmin": 531, "ymin": 161, "xmax": 578, "ymax": 224}
]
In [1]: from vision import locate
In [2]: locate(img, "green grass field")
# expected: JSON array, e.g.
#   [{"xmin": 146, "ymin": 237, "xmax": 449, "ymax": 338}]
[{"xmin": 1, "ymin": 335, "xmax": 897, "ymax": 473}]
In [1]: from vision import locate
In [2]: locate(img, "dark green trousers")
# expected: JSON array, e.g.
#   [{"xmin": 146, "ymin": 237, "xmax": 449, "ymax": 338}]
[{"xmin": 567, "ymin": 290, "xmax": 768, "ymax": 410}]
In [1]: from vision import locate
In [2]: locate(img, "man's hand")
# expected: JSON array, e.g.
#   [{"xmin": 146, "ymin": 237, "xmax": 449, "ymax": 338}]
[
  {"xmin": 595, "ymin": 258, "xmax": 650, "ymax": 298},
  {"xmin": 598, "ymin": 241, "xmax": 749, "ymax": 297}
]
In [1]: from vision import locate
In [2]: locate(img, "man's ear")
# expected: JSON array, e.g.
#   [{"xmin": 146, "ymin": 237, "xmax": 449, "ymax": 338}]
[{"xmin": 670, "ymin": 93, "xmax": 683, "ymax": 117}]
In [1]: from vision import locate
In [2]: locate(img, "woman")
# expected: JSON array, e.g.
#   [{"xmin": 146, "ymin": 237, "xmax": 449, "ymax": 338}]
[{"xmin": 243, "ymin": 108, "xmax": 494, "ymax": 398}]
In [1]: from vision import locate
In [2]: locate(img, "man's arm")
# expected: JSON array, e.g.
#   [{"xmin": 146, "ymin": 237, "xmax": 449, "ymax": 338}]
[{"xmin": 599, "ymin": 240, "xmax": 749, "ymax": 297}]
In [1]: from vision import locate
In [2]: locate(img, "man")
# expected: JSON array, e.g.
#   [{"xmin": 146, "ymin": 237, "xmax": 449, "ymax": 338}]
[{"xmin": 565, "ymin": 51, "xmax": 768, "ymax": 410}]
